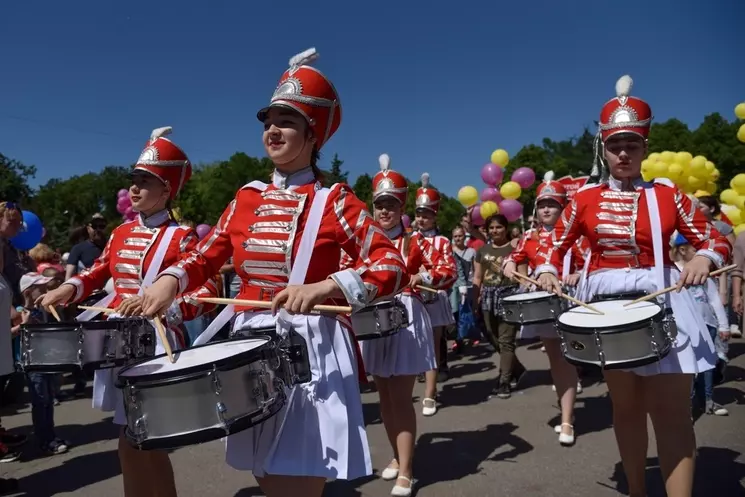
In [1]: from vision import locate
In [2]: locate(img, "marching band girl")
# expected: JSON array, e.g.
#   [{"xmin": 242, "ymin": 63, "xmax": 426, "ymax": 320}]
[
  {"xmin": 40, "ymin": 127, "xmax": 218, "ymax": 497},
  {"xmin": 140, "ymin": 49, "xmax": 410, "ymax": 497},
  {"xmin": 535, "ymin": 76, "xmax": 731, "ymax": 497},
  {"xmin": 355, "ymin": 156, "xmax": 455, "ymax": 496},
  {"xmin": 413, "ymin": 173, "xmax": 457, "ymax": 416},
  {"xmin": 504, "ymin": 172, "xmax": 586, "ymax": 445}
]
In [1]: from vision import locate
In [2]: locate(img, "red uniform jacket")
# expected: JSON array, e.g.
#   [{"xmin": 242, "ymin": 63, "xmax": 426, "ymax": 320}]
[{"xmin": 507, "ymin": 227, "xmax": 588, "ymax": 277}]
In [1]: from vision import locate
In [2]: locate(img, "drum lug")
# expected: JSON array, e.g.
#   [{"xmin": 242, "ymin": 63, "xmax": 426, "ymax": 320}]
[
  {"xmin": 104, "ymin": 329, "xmax": 117, "ymax": 360},
  {"xmin": 215, "ymin": 402, "xmax": 230, "ymax": 434},
  {"xmin": 126, "ymin": 385, "xmax": 147, "ymax": 444},
  {"xmin": 78, "ymin": 329, "xmax": 85, "ymax": 344},
  {"xmin": 555, "ymin": 325, "xmax": 568, "ymax": 355},
  {"xmin": 210, "ymin": 368, "xmax": 223, "ymax": 394},
  {"xmin": 594, "ymin": 331, "xmax": 606, "ymax": 368},
  {"xmin": 651, "ymin": 339, "xmax": 661, "ymax": 362}
]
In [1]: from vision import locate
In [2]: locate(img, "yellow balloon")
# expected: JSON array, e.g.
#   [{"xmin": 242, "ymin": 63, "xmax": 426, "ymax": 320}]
[
  {"xmin": 705, "ymin": 182, "xmax": 718, "ymax": 195},
  {"xmin": 480, "ymin": 200, "xmax": 499, "ymax": 218},
  {"xmin": 641, "ymin": 159, "xmax": 652, "ymax": 170},
  {"xmin": 727, "ymin": 208, "xmax": 743, "ymax": 226},
  {"xmin": 667, "ymin": 163, "xmax": 684, "ymax": 182},
  {"xmin": 675, "ymin": 151, "xmax": 693, "ymax": 165},
  {"xmin": 704, "ymin": 161, "xmax": 715, "ymax": 173},
  {"xmin": 652, "ymin": 161, "xmax": 668, "ymax": 178},
  {"xmin": 647, "ymin": 152, "xmax": 661, "ymax": 162},
  {"xmin": 735, "ymin": 224, "xmax": 745, "ymax": 237},
  {"xmin": 457, "ymin": 186, "xmax": 479, "ymax": 207},
  {"xmin": 735, "ymin": 102, "xmax": 745, "ymax": 120},
  {"xmin": 720, "ymin": 189, "xmax": 739, "ymax": 205},
  {"xmin": 736, "ymin": 196, "xmax": 745, "ymax": 210},
  {"xmin": 660, "ymin": 151, "xmax": 675, "ymax": 163},
  {"xmin": 490, "ymin": 149, "xmax": 510, "ymax": 167},
  {"xmin": 500, "ymin": 181, "xmax": 522, "ymax": 200},
  {"xmin": 688, "ymin": 176, "xmax": 705, "ymax": 189},
  {"xmin": 738, "ymin": 123, "xmax": 745, "ymax": 143},
  {"xmin": 690, "ymin": 162, "xmax": 708, "ymax": 180},
  {"xmin": 731, "ymin": 173, "xmax": 745, "ymax": 195},
  {"xmin": 711, "ymin": 169, "xmax": 720, "ymax": 181},
  {"xmin": 642, "ymin": 171, "xmax": 653, "ymax": 182}
]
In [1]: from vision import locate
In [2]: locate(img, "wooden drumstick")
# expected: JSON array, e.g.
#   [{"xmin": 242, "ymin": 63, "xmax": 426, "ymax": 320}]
[
  {"xmin": 77, "ymin": 305, "xmax": 115, "ymax": 315},
  {"xmin": 153, "ymin": 315, "xmax": 175, "ymax": 364},
  {"xmin": 624, "ymin": 263, "xmax": 738, "ymax": 306},
  {"xmin": 511, "ymin": 272, "xmax": 605, "ymax": 315},
  {"xmin": 196, "ymin": 297, "xmax": 353, "ymax": 314},
  {"xmin": 415, "ymin": 285, "xmax": 438, "ymax": 293},
  {"xmin": 47, "ymin": 306, "xmax": 61, "ymax": 322}
]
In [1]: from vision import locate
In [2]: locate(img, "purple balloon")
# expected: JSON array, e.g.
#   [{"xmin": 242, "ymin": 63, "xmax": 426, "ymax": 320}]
[
  {"xmin": 511, "ymin": 167, "xmax": 536, "ymax": 189},
  {"xmin": 401, "ymin": 214, "xmax": 411, "ymax": 229},
  {"xmin": 480, "ymin": 163, "xmax": 504, "ymax": 186},
  {"xmin": 480, "ymin": 187, "xmax": 502, "ymax": 203},
  {"xmin": 499, "ymin": 199, "xmax": 523, "ymax": 222},
  {"xmin": 196, "ymin": 224, "xmax": 211, "ymax": 240},
  {"xmin": 471, "ymin": 205, "xmax": 485, "ymax": 226},
  {"xmin": 117, "ymin": 188, "xmax": 129, "ymax": 198}
]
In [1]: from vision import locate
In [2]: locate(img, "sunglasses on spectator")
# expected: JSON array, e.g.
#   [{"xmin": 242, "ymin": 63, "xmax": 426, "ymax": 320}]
[{"xmin": 90, "ymin": 221, "xmax": 107, "ymax": 230}]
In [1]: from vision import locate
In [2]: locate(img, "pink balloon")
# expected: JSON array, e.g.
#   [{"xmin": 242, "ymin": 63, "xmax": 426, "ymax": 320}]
[
  {"xmin": 401, "ymin": 214, "xmax": 411, "ymax": 229},
  {"xmin": 480, "ymin": 187, "xmax": 502, "ymax": 203},
  {"xmin": 480, "ymin": 163, "xmax": 504, "ymax": 186},
  {"xmin": 511, "ymin": 167, "xmax": 536, "ymax": 189},
  {"xmin": 499, "ymin": 199, "xmax": 523, "ymax": 222},
  {"xmin": 124, "ymin": 206, "xmax": 134, "ymax": 217},
  {"xmin": 117, "ymin": 188, "xmax": 129, "ymax": 198},
  {"xmin": 471, "ymin": 205, "xmax": 485, "ymax": 226},
  {"xmin": 196, "ymin": 224, "xmax": 211, "ymax": 240}
]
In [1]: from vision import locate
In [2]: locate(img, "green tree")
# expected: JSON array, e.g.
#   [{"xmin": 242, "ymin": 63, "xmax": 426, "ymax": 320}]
[
  {"xmin": 0, "ymin": 154, "xmax": 36, "ymax": 204},
  {"xmin": 322, "ymin": 153, "xmax": 349, "ymax": 187}
]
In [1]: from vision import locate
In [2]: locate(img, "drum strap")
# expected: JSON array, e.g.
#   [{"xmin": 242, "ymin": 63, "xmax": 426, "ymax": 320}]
[
  {"xmin": 645, "ymin": 187, "xmax": 667, "ymax": 299},
  {"xmin": 76, "ymin": 224, "xmax": 178, "ymax": 322},
  {"xmin": 193, "ymin": 184, "xmax": 331, "ymax": 346}
]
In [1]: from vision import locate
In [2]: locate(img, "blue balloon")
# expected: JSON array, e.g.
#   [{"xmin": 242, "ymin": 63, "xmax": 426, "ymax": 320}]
[{"xmin": 10, "ymin": 211, "xmax": 43, "ymax": 251}]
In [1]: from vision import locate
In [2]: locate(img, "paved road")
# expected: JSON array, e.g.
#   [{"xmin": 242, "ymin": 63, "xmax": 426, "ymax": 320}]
[{"xmin": 1, "ymin": 338, "xmax": 744, "ymax": 497}]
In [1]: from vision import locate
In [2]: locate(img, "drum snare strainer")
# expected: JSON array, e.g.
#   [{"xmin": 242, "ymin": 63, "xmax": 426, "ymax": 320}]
[{"xmin": 556, "ymin": 299, "xmax": 677, "ymax": 369}]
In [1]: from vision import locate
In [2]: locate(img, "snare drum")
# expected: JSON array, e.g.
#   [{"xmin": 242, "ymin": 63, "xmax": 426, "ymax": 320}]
[
  {"xmin": 419, "ymin": 290, "xmax": 438, "ymax": 304},
  {"xmin": 20, "ymin": 318, "xmax": 155, "ymax": 373},
  {"xmin": 351, "ymin": 300, "xmax": 409, "ymax": 340},
  {"xmin": 116, "ymin": 335, "xmax": 310, "ymax": 450},
  {"xmin": 499, "ymin": 291, "xmax": 564, "ymax": 324},
  {"xmin": 556, "ymin": 299, "xmax": 677, "ymax": 369}
]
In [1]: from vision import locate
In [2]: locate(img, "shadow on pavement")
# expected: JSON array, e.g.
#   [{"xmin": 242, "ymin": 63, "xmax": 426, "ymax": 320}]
[
  {"xmin": 436, "ymin": 378, "xmax": 496, "ymax": 408},
  {"xmin": 443, "ymin": 360, "xmax": 496, "ymax": 381},
  {"xmin": 547, "ymin": 392, "xmax": 613, "ymax": 436},
  {"xmin": 15, "ymin": 449, "xmax": 120, "ymax": 496},
  {"xmin": 234, "ymin": 475, "xmax": 376, "ymax": 497},
  {"xmin": 412, "ymin": 422, "xmax": 533, "ymax": 490},
  {"xmin": 605, "ymin": 448, "xmax": 745, "ymax": 497}
]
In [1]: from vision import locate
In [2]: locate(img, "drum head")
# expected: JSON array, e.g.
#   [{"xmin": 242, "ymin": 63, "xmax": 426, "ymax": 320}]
[
  {"xmin": 118, "ymin": 337, "xmax": 272, "ymax": 384},
  {"xmin": 502, "ymin": 291, "xmax": 553, "ymax": 302},
  {"xmin": 559, "ymin": 300, "xmax": 661, "ymax": 329}
]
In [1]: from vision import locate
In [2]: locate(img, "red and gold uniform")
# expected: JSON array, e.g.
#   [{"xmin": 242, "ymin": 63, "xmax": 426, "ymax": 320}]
[
  {"xmin": 157, "ymin": 48, "xmax": 408, "ymax": 481},
  {"xmin": 535, "ymin": 76, "xmax": 731, "ymax": 375}
]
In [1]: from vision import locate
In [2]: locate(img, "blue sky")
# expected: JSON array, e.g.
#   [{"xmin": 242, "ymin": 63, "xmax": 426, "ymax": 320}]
[{"xmin": 1, "ymin": 0, "xmax": 743, "ymax": 198}]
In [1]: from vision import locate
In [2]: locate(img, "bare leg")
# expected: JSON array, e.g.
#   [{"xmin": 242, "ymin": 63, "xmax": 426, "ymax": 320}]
[
  {"xmin": 423, "ymin": 327, "xmax": 443, "ymax": 402},
  {"xmin": 119, "ymin": 429, "xmax": 178, "ymax": 497},
  {"xmin": 389, "ymin": 375, "xmax": 417, "ymax": 488},
  {"xmin": 604, "ymin": 370, "xmax": 648, "ymax": 497},
  {"xmin": 543, "ymin": 338, "xmax": 578, "ymax": 433},
  {"xmin": 373, "ymin": 375, "xmax": 399, "ymax": 466},
  {"xmin": 645, "ymin": 374, "xmax": 696, "ymax": 497},
  {"xmin": 257, "ymin": 474, "xmax": 325, "ymax": 497}
]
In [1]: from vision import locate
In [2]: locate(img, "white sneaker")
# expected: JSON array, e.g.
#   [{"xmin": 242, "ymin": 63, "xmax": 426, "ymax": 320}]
[
  {"xmin": 558, "ymin": 423, "xmax": 575, "ymax": 446},
  {"xmin": 381, "ymin": 461, "xmax": 399, "ymax": 480},
  {"xmin": 731, "ymin": 324, "xmax": 742, "ymax": 338},
  {"xmin": 422, "ymin": 398, "xmax": 437, "ymax": 417},
  {"xmin": 391, "ymin": 476, "xmax": 415, "ymax": 496}
]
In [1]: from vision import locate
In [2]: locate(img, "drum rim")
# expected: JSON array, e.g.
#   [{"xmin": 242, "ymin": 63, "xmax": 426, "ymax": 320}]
[
  {"xmin": 21, "ymin": 317, "xmax": 150, "ymax": 332},
  {"xmin": 557, "ymin": 304, "xmax": 664, "ymax": 335},
  {"xmin": 115, "ymin": 335, "xmax": 274, "ymax": 386},
  {"xmin": 501, "ymin": 293, "xmax": 560, "ymax": 303}
]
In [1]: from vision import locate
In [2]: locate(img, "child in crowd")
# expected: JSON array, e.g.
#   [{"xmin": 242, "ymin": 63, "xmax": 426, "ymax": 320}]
[
  {"xmin": 11, "ymin": 272, "xmax": 69, "ymax": 454},
  {"xmin": 670, "ymin": 233, "xmax": 731, "ymax": 416}
]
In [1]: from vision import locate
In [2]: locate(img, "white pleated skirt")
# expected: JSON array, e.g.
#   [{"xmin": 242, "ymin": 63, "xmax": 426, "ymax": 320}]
[
  {"xmin": 519, "ymin": 322, "xmax": 558, "ymax": 340},
  {"xmin": 225, "ymin": 311, "xmax": 371, "ymax": 481},
  {"xmin": 425, "ymin": 291, "xmax": 455, "ymax": 327},
  {"xmin": 360, "ymin": 294, "xmax": 437, "ymax": 377},
  {"xmin": 92, "ymin": 317, "xmax": 179, "ymax": 425},
  {"xmin": 577, "ymin": 267, "xmax": 716, "ymax": 376}
]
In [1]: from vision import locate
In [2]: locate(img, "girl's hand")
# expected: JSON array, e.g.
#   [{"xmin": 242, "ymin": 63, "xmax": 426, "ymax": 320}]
[
  {"xmin": 537, "ymin": 272, "xmax": 563, "ymax": 295},
  {"xmin": 271, "ymin": 280, "xmax": 340, "ymax": 315},
  {"xmin": 503, "ymin": 261, "xmax": 517, "ymax": 280},
  {"xmin": 141, "ymin": 276, "xmax": 180, "ymax": 317},
  {"xmin": 677, "ymin": 255, "xmax": 712, "ymax": 290},
  {"xmin": 116, "ymin": 296, "xmax": 144, "ymax": 316},
  {"xmin": 563, "ymin": 273, "xmax": 581, "ymax": 287},
  {"xmin": 37, "ymin": 284, "xmax": 75, "ymax": 308}
]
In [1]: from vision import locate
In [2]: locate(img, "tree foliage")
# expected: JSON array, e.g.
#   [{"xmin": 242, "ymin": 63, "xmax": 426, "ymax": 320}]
[{"xmin": 3, "ymin": 112, "xmax": 743, "ymax": 251}]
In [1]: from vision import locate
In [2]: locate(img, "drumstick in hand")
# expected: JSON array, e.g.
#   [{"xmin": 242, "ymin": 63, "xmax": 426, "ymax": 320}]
[
  {"xmin": 196, "ymin": 297, "xmax": 353, "ymax": 314},
  {"xmin": 415, "ymin": 285, "xmax": 438, "ymax": 293},
  {"xmin": 624, "ymin": 263, "xmax": 738, "ymax": 306},
  {"xmin": 511, "ymin": 272, "xmax": 605, "ymax": 315},
  {"xmin": 153, "ymin": 316, "xmax": 175, "ymax": 364},
  {"xmin": 47, "ymin": 306, "xmax": 61, "ymax": 322},
  {"xmin": 77, "ymin": 305, "xmax": 115, "ymax": 315}
]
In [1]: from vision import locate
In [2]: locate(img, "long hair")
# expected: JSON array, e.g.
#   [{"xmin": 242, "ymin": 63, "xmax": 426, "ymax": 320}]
[
  {"xmin": 484, "ymin": 214, "xmax": 511, "ymax": 241},
  {"xmin": 310, "ymin": 146, "xmax": 324, "ymax": 182}
]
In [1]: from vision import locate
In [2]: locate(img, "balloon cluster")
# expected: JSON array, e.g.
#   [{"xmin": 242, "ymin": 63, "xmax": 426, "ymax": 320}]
[
  {"xmin": 720, "ymin": 174, "xmax": 745, "ymax": 236},
  {"xmin": 640, "ymin": 151, "xmax": 719, "ymax": 194},
  {"xmin": 736, "ymin": 102, "xmax": 745, "ymax": 143},
  {"xmin": 457, "ymin": 149, "xmax": 535, "ymax": 225},
  {"xmin": 116, "ymin": 188, "xmax": 137, "ymax": 221}
]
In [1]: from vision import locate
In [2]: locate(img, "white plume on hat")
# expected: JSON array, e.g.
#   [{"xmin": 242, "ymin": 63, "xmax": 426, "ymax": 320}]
[
  {"xmin": 421, "ymin": 172, "xmax": 430, "ymax": 187},
  {"xmin": 150, "ymin": 126, "xmax": 173, "ymax": 142},
  {"xmin": 543, "ymin": 171, "xmax": 555, "ymax": 183},
  {"xmin": 289, "ymin": 47, "xmax": 319, "ymax": 68},
  {"xmin": 379, "ymin": 153, "xmax": 391, "ymax": 171},
  {"xmin": 615, "ymin": 75, "xmax": 633, "ymax": 98}
]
